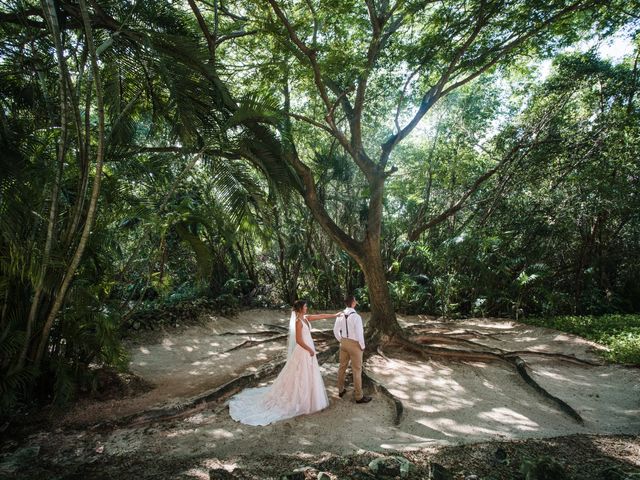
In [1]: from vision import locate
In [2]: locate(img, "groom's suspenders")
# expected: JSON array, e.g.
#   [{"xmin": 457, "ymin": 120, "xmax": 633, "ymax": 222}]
[{"xmin": 341, "ymin": 312, "xmax": 354, "ymax": 339}]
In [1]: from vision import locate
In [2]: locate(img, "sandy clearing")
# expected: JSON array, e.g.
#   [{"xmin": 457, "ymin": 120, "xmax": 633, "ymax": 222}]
[{"xmin": 38, "ymin": 309, "xmax": 640, "ymax": 460}]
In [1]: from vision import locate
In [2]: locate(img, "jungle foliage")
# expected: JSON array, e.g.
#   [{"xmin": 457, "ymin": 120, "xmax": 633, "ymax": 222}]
[{"xmin": 0, "ymin": 0, "xmax": 638, "ymax": 413}]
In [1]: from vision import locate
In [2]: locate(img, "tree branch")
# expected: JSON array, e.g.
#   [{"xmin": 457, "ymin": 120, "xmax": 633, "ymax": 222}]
[
  {"xmin": 265, "ymin": 0, "xmax": 372, "ymax": 175},
  {"xmin": 0, "ymin": 7, "xmax": 46, "ymax": 28},
  {"xmin": 215, "ymin": 29, "xmax": 258, "ymax": 44},
  {"xmin": 286, "ymin": 111, "xmax": 334, "ymax": 134},
  {"xmin": 408, "ymin": 95, "xmax": 568, "ymax": 240},
  {"xmin": 382, "ymin": 2, "xmax": 492, "ymax": 163},
  {"xmin": 441, "ymin": 0, "xmax": 594, "ymax": 97},
  {"xmin": 382, "ymin": 0, "xmax": 594, "ymax": 165},
  {"xmin": 187, "ymin": 0, "xmax": 217, "ymax": 63}
]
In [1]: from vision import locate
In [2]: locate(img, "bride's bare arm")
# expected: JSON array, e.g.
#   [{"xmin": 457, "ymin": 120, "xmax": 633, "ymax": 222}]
[{"xmin": 295, "ymin": 319, "xmax": 314, "ymax": 356}]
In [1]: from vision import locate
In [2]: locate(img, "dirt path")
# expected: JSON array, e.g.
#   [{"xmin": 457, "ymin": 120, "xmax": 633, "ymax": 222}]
[{"xmin": 2, "ymin": 309, "xmax": 639, "ymax": 478}]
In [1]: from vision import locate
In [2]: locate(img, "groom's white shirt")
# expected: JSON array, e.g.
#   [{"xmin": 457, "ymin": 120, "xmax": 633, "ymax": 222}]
[{"xmin": 333, "ymin": 307, "xmax": 365, "ymax": 350}]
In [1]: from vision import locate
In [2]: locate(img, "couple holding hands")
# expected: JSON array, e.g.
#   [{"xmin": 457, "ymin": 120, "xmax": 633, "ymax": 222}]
[{"xmin": 229, "ymin": 296, "xmax": 372, "ymax": 426}]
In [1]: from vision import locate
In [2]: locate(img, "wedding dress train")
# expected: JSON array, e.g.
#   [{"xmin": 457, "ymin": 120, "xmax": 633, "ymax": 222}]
[{"xmin": 228, "ymin": 318, "xmax": 329, "ymax": 426}]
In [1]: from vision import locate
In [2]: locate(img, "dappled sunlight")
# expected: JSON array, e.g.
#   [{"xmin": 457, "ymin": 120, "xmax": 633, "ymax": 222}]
[
  {"xmin": 515, "ymin": 336, "xmax": 541, "ymax": 343},
  {"xmin": 204, "ymin": 428, "xmax": 234, "ymax": 439},
  {"xmin": 416, "ymin": 417, "xmax": 474, "ymax": 437},
  {"xmin": 363, "ymin": 353, "xmax": 570, "ymax": 443},
  {"xmin": 184, "ymin": 414, "xmax": 207, "ymax": 424},
  {"xmin": 481, "ymin": 379, "xmax": 497, "ymax": 390},
  {"xmin": 184, "ymin": 468, "xmax": 208, "ymax": 480},
  {"xmin": 418, "ymin": 416, "xmax": 522, "ymax": 437},
  {"xmin": 535, "ymin": 369, "xmax": 578, "ymax": 382},
  {"xmin": 554, "ymin": 334, "xmax": 574, "ymax": 342},
  {"xmin": 113, "ymin": 311, "xmax": 640, "ymax": 457},
  {"xmin": 387, "ymin": 387, "xmax": 409, "ymax": 400},
  {"xmin": 478, "ymin": 408, "xmax": 539, "ymax": 430},
  {"xmin": 166, "ymin": 428, "xmax": 198, "ymax": 438},
  {"xmin": 200, "ymin": 459, "xmax": 239, "ymax": 471}
]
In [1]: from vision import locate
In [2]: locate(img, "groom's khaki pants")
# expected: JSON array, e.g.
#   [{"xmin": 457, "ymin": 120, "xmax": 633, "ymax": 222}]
[{"xmin": 337, "ymin": 338, "xmax": 363, "ymax": 400}]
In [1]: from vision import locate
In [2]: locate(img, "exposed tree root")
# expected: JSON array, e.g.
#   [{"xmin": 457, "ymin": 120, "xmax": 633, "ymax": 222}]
[
  {"xmin": 262, "ymin": 323, "xmax": 290, "ymax": 332},
  {"xmin": 510, "ymin": 357, "xmax": 583, "ymax": 423},
  {"xmin": 387, "ymin": 335, "xmax": 584, "ymax": 424},
  {"xmin": 411, "ymin": 334, "xmax": 601, "ymax": 366},
  {"xmin": 224, "ymin": 334, "xmax": 288, "ymax": 352},
  {"xmin": 391, "ymin": 335, "xmax": 503, "ymax": 362},
  {"xmin": 220, "ymin": 330, "xmax": 286, "ymax": 336},
  {"xmin": 503, "ymin": 350, "xmax": 602, "ymax": 366},
  {"xmin": 312, "ymin": 329, "xmax": 339, "ymax": 340},
  {"xmin": 410, "ymin": 326, "xmax": 505, "ymax": 341},
  {"xmin": 362, "ymin": 370, "xmax": 404, "ymax": 426},
  {"xmin": 376, "ymin": 346, "xmax": 390, "ymax": 360},
  {"xmin": 412, "ymin": 334, "xmax": 499, "ymax": 351}
]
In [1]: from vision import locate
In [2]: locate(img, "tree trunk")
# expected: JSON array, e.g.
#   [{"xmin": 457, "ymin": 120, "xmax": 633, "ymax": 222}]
[
  {"xmin": 20, "ymin": 0, "xmax": 68, "ymax": 371},
  {"xmin": 359, "ymin": 244, "xmax": 402, "ymax": 346},
  {"xmin": 34, "ymin": 0, "xmax": 106, "ymax": 367}
]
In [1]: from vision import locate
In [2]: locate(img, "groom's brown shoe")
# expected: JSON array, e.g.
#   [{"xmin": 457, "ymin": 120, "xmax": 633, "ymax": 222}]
[
  {"xmin": 355, "ymin": 395, "xmax": 372, "ymax": 404},
  {"xmin": 338, "ymin": 389, "xmax": 347, "ymax": 398}
]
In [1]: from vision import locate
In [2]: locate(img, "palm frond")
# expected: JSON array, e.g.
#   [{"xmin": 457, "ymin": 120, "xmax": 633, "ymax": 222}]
[{"xmin": 227, "ymin": 93, "xmax": 284, "ymax": 128}]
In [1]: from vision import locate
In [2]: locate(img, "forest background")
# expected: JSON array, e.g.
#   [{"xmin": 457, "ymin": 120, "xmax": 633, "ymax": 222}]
[{"xmin": 1, "ymin": 0, "xmax": 639, "ymax": 415}]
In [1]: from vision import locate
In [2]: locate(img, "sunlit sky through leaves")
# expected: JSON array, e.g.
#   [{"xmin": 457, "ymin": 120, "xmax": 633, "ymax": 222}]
[{"xmin": 406, "ymin": 27, "xmax": 637, "ymax": 150}]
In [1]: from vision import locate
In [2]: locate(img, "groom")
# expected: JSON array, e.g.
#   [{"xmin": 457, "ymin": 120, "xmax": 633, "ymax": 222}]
[{"xmin": 334, "ymin": 295, "xmax": 372, "ymax": 404}]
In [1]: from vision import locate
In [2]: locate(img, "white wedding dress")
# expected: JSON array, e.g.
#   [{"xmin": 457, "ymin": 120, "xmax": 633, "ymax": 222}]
[{"xmin": 228, "ymin": 317, "xmax": 329, "ymax": 426}]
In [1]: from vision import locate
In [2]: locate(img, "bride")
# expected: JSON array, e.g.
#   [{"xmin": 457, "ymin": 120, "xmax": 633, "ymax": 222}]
[{"xmin": 228, "ymin": 300, "xmax": 339, "ymax": 426}]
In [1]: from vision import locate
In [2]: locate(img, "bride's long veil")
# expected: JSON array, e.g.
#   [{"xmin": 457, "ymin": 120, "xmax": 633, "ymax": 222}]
[{"xmin": 286, "ymin": 311, "xmax": 297, "ymax": 359}]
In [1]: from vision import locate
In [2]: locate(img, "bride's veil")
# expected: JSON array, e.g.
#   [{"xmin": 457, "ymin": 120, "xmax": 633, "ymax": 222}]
[{"xmin": 286, "ymin": 310, "xmax": 297, "ymax": 359}]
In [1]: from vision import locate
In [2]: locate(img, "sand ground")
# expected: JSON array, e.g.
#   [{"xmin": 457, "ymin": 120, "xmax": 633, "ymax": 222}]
[{"xmin": 2, "ymin": 309, "xmax": 639, "ymax": 475}]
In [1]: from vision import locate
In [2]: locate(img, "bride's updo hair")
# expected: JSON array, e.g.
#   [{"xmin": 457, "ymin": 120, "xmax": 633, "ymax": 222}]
[{"xmin": 292, "ymin": 300, "xmax": 307, "ymax": 313}]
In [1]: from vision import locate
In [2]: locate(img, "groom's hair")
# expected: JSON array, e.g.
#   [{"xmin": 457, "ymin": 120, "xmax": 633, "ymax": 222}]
[{"xmin": 344, "ymin": 295, "xmax": 356, "ymax": 306}]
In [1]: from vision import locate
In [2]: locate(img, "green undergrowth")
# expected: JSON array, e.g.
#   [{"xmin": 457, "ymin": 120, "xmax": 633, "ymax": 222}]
[{"xmin": 523, "ymin": 314, "xmax": 640, "ymax": 365}]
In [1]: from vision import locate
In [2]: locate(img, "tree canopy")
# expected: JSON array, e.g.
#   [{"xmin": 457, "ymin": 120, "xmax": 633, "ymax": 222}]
[{"xmin": 0, "ymin": 0, "xmax": 638, "ymax": 411}]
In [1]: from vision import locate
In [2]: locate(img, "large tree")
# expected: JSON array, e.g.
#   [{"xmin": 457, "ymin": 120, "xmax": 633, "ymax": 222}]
[{"xmin": 198, "ymin": 0, "xmax": 633, "ymax": 341}]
